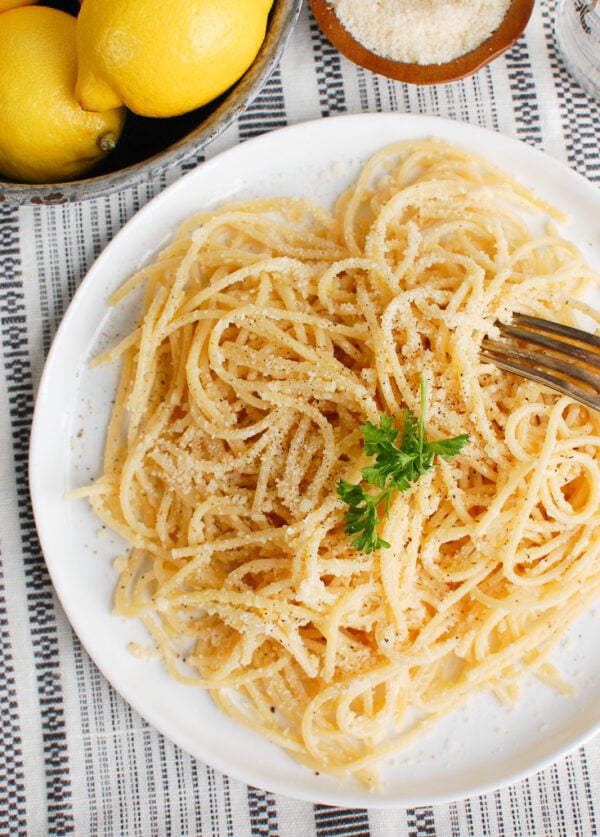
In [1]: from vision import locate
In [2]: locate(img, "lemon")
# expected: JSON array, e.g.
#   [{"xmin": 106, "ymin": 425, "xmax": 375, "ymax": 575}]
[
  {"xmin": 0, "ymin": 6, "xmax": 126, "ymax": 184},
  {"xmin": 0, "ymin": 0, "xmax": 36, "ymax": 10},
  {"xmin": 76, "ymin": 0, "xmax": 274, "ymax": 118}
]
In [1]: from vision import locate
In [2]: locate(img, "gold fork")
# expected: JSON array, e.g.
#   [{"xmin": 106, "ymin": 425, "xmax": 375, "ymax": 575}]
[{"xmin": 480, "ymin": 313, "xmax": 600, "ymax": 412}]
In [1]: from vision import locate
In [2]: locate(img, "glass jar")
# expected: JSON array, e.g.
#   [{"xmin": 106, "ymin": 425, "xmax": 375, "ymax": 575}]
[{"xmin": 555, "ymin": 0, "xmax": 600, "ymax": 100}]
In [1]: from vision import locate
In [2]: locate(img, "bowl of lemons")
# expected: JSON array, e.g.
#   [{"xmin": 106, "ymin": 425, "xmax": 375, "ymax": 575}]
[{"xmin": 0, "ymin": 0, "xmax": 301, "ymax": 205}]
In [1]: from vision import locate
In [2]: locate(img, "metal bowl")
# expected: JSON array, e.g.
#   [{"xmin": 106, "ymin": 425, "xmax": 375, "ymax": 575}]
[{"xmin": 0, "ymin": 0, "xmax": 302, "ymax": 206}]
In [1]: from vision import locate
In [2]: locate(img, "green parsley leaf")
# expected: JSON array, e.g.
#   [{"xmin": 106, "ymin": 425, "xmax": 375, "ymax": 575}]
[{"xmin": 337, "ymin": 375, "xmax": 469, "ymax": 553}]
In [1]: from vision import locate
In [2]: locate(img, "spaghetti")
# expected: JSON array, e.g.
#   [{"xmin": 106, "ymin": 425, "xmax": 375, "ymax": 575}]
[{"xmin": 74, "ymin": 139, "xmax": 600, "ymax": 789}]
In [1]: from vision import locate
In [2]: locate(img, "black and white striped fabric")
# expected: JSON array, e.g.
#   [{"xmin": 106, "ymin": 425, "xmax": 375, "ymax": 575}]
[{"xmin": 2, "ymin": 1, "xmax": 600, "ymax": 834}]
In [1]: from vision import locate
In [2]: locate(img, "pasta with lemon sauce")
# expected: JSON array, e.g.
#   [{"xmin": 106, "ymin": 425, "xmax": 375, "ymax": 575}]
[{"xmin": 73, "ymin": 139, "xmax": 600, "ymax": 789}]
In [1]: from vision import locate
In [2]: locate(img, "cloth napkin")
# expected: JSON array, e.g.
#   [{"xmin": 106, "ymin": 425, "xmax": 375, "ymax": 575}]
[{"xmin": 1, "ymin": 0, "xmax": 600, "ymax": 834}]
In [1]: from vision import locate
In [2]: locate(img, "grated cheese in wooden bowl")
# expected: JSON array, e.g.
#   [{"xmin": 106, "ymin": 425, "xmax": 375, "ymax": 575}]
[{"xmin": 331, "ymin": 0, "xmax": 512, "ymax": 65}]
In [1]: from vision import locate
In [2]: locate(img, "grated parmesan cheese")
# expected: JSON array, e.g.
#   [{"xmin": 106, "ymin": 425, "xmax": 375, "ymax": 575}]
[{"xmin": 332, "ymin": 0, "xmax": 512, "ymax": 65}]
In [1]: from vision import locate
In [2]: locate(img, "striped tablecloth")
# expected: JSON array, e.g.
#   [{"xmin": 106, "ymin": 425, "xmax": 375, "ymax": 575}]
[{"xmin": 2, "ymin": 1, "xmax": 600, "ymax": 834}]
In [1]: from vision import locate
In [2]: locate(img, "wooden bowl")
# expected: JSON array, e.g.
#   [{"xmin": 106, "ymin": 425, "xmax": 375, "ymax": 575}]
[{"xmin": 309, "ymin": 0, "xmax": 535, "ymax": 84}]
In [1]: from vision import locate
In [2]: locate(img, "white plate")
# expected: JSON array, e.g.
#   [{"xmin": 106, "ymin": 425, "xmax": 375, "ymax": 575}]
[{"xmin": 29, "ymin": 113, "xmax": 600, "ymax": 808}]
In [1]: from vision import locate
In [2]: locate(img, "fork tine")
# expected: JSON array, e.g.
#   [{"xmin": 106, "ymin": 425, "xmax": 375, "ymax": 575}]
[
  {"xmin": 500, "ymin": 313, "xmax": 600, "ymax": 362},
  {"xmin": 510, "ymin": 313, "xmax": 600, "ymax": 348},
  {"xmin": 480, "ymin": 338, "xmax": 600, "ymax": 410},
  {"xmin": 480, "ymin": 314, "xmax": 600, "ymax": 412}
]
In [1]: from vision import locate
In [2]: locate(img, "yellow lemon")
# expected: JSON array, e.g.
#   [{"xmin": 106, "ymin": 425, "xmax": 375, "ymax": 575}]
[
  {"xmin": 76, "ymin": 0, "xmax": 274, "ymax": 118},
  {"xmin": 0, "ymin": 0, "xmax": 36, "ymax": 11},
  {"xmin": 0, "ymin": 6, "xmax": 126, "ymax": 184}
]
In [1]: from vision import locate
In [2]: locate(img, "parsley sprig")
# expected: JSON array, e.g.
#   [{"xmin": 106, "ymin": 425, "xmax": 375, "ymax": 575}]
[{"xmin": 337, "ymin": 376, "xmax": 469, "ymax": 553}]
